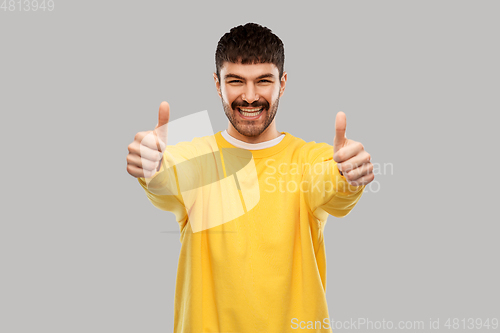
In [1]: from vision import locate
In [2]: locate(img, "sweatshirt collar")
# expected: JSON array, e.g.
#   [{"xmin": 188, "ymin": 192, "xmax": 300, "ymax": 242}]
[
  {"xmin": 215, "ymin": 131, "xmax": 294, "ymax": 159},
  {"xmin": 220, "ymin": 130, "xmax": 285, "ymax": 150}
]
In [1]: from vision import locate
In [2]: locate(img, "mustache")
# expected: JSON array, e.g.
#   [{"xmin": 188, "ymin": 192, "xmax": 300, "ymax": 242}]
[{"xmin": 232, "ymin": 101, "xmax": 268, "ymax": 109}]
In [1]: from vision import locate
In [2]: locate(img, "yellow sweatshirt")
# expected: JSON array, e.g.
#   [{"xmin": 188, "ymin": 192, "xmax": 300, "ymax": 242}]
[{"xmin": 138, "ymin": 131, "xmax": 365, "ymax": 332}]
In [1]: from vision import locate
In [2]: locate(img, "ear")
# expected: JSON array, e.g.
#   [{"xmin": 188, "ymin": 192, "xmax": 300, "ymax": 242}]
[
  {"xmin": 279, "ymin": 71, "xmax": 287, "ymax": 98},
  {"xmin": 213, "ymin": 73, "xmax": 222, "ymax": 98}
]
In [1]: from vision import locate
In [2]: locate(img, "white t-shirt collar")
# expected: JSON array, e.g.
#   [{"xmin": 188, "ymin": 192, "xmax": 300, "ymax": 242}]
[{"xmin": 221, "ymin": 130, "xmax": 285, "ymax": 150}]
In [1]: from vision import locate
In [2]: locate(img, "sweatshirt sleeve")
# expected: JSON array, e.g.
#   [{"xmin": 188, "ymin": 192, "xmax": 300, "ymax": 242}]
[
  {"xmin": 302, "ymin": 142, "xmax": 365, "ymax": 219},
  {"xmin": 137, "ymin": 141, "xmax": 201, "ymax": 223}
]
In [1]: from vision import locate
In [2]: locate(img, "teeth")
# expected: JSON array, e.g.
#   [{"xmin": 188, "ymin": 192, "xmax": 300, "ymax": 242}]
[
  {"xmin": 241, "ymin": 111, "xmax": 262, "ymax": 116},
  {"xmin": 239, "ymin": 107, "xmax": 262, "ymax": 112},
  {"xmin": 239, "ymin": 107, "xmax": 263, "ymax": 117}
]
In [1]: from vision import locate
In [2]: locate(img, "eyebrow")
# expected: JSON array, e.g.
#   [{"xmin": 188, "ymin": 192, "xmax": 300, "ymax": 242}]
[{"xmin": 223, "ymin": 73, "xmax": 276, "ymax": 80}]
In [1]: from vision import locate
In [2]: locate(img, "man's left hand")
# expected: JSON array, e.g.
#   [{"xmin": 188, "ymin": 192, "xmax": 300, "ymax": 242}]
[{"xmin": 333, "ymin": 111, "xmax": 375, "ymax": 186}]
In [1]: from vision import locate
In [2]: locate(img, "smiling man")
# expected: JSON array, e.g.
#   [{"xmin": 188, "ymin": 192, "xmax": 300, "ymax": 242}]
[
  {"xmin": 217, "ymin": 62, "xmax": 282, "ymax": 141},
  {"xmin": 127, "ymin": 23, "xmax": 374, "ymax": 333}
]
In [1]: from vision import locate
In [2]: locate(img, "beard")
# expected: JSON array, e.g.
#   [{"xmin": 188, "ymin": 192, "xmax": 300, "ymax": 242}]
[{"xmin": 221, "ymin": 95, "xmax": 280, "ymax": 138}]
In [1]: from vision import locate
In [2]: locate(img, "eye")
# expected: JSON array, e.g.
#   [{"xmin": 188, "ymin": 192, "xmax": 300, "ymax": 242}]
[
  {"xmin": 228, "ymin": 80, "xmax": 242, "ymax": 83},
  {"xmin": 260, "ymin": 80, "xmax": 272, "ymax": 83}
]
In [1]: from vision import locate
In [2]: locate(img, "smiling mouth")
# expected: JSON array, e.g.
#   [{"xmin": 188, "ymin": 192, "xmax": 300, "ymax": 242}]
[{"xmin": 237, "ymin": 107, "xmax": 264, "ymax": 117}]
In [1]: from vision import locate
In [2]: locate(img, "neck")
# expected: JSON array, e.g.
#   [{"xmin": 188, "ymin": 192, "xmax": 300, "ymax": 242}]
[{"xmin": 227, "ymin": 122, "xmax": 280, "ymax": 144}]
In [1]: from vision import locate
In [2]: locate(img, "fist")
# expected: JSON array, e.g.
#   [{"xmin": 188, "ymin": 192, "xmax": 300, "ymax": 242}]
[
  {"xmin": 333, "ymin": 111, "xmax": 374, "ymax": 186},
  {"xmin": 127, "ymin": 101, "xmax": 170, "ymax": 178}
]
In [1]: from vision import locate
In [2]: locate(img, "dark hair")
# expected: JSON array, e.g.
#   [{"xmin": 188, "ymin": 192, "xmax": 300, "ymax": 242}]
[{"xmin": 215, "ymin": 22, "xmax": 285, "ymax": 82}]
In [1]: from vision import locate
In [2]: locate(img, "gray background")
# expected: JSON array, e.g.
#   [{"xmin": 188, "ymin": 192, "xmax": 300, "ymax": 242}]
[{"xmin": 1, "ymin": 0, "xmax": 498, "ymax": 332}]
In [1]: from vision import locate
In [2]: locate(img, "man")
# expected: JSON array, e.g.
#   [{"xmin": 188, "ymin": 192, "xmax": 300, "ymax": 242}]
[{"xmin": 127, "ymin": 23, "xmax": 374, "ymax": 333}]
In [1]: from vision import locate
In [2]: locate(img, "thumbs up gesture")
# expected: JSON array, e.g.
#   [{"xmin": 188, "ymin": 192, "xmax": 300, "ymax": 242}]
[
  {"xmin": 127, "ymin": 101, "xmax": 170, "ymax": 178},
  {"xmin": 333, "ymin": 111, "xmax": 374, "ymax": 186}
]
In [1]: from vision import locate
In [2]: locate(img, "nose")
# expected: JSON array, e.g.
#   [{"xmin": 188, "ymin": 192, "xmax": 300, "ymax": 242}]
[{"xmin": 241, "ymin": 84, "xmax": 259, "ymax": 104}]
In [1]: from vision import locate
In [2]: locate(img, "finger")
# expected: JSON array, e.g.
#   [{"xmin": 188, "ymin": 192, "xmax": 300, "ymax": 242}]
[
  {"xmin": 155, "ymin": 101, "xmax": 170, "ymax": 150},
  {"xmin": 127, "ymin": 164, "xmax": 157, "ymax": 179},
  {"xmin": 153, "ymin": 131, "xmax": 162, "ymax": 153},
  {"xmin": 333, "ymin": 111, "xmax": 346, "ymax": 154},
  {"xmin": 128, "ymin": 141, "xmax": 163, "ymax": 162},
  {"xmin": 127, "ymin": 152, "xmax": 160, "ymax": 171},
  {"xmin": 336, "ymin": 149, "xmax": 371, "ymax": 172},
  {"xmin": 344, "ymin": 162, "xmax": 374, "ymax": 182},
  {"xmin": 333, "ymin": 141, "xmax": 365, "ymax": 163},
  {"xmin": 157, "ymin": 101, "xmax": 170, "ymax": 127},
  {"xmin": 139, "ymin": 131, "xmax": 163, "ymax": 152},
  {"xmin": 347, "ymin": 172, "xmax": 375, "ymax": 186}
]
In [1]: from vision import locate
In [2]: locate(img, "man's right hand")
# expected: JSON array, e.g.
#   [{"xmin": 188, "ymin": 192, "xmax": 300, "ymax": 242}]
[{"xmin": 127, "ymin": 101, "xmax": 170, "ymax": 178}]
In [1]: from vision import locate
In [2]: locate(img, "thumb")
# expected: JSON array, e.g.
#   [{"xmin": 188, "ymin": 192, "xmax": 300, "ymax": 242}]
[
  {"xmin": 333, "ymin": 111, "xmax": 347, "ymax": 154},
  {"xmin": 154, "ymin": 101, "xmax": 170, "ymax": 151}
]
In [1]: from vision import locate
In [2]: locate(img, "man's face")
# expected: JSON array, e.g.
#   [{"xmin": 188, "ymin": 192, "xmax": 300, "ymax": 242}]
[{"xmin": 214, "ymin": 62, "xmax": 287, "ymax": 138}]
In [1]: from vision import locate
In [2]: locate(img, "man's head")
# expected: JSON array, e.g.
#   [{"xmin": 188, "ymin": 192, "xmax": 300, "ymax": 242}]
[{"xmin": 214, "ymin": 23, "xmax": 287, "ymax": 140}]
